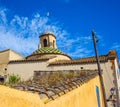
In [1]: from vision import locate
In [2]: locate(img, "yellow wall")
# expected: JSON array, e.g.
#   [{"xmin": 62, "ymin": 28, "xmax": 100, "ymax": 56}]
[
  {"xmin": 45, "ymin": 76, "xmax": 105, "ymax": 107},
  {"xmin": 0, "ymin": 85, "xmax": 44, "ymax": 107},
  {"xmin": 0, "ymin": 76, "xmax": 105, "ymax": 107}
]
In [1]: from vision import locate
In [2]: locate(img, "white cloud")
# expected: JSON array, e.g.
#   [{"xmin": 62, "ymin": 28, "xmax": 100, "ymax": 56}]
[
  {"xmin": 111, "ymin": 43, "xmax": 120, "ymax": 49},
  {"xmin": 110, "ymin": 43, "xmax": 120, "ymax": 61},
  {"xmin": 0, "ymin": 7, "xmax": 93, "ymax": 58},
  {"xmin": 0, "ymin": 8, "xmax": 7, "ymax": 24},
  {"xmin": 110, "ymin": 43, "xmax": 120, "ymax": 54}
]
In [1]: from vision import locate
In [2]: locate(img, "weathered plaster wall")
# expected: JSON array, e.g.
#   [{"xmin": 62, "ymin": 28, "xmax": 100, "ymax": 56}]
[
  {"xmin": 0, "ymin": 50, "xmax": 9, "ymax": 75},
  {"xmin": 0, "ymin": 49, "xmax": 24, "ymax": 76},
  {"xmin": 0, "ymin": 76, "xmax": 105, "ymax": 107},
  {"xmin": 8, "ymin": 61, "xmax": 48, "ymax": 81},
  {"xmin": 9, "ymin": 50, "xmax": 24, "ymax": 61},
  {"xmin": 112, "ymin": 58, "xmax": 120, "ymax": 102},
  {"xmin": 0, "ymin": 50, "xmax": 9, "ymax": 64},
  {"xmin": 45, "ymin": 76, "xmax": 105, "ymax": 107},
  {"xmin": 0, "ymin": 85, "xmax": 44, "ymax": 107}
]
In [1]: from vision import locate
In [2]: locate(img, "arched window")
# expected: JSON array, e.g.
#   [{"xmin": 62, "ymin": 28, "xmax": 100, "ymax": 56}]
[{"xmin": 43, "ymin": 39, "xmax": 47, "ymax": 47}]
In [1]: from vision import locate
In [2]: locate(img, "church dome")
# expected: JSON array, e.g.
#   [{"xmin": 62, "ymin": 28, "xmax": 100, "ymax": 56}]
[
  {"xmin": 33, "ymin": 47, "xmax": 63, "ymax": 54},
  {"xmin": 27, "ymin": 31, "xmax": 71, "ymax": 60},
  {"xmin": 26, "ymin": 47, "xmax": 71, "ymax": 60}
]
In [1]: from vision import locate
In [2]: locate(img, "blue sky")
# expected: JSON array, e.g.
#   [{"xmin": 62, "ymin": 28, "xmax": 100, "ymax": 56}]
[{"xmin": 0, "ymin": 0, "xmax": 120, "ymax": 60}]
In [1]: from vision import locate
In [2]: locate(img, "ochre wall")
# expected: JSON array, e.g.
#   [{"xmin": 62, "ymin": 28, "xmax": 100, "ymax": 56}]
[
  {"xmin": 0, "ymin": 76, "xmax": 105, "ymax": 107},
  {"xmin": 0, "ymin": 85, "xmax": 44, "ymax": 107},
  {"xmin": 45, "ymin": 76, "xmax": 105, "ymax": 107}
]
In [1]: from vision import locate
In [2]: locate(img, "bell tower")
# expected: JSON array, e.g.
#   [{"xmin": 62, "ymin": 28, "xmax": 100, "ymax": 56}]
[{"xmin": 38, "ymin": 31, "xmax": 57, "ymax": 49}]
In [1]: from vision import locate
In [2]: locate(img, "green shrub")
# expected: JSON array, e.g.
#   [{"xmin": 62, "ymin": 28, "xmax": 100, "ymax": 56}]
[{"xmin": 5, "ymin": 74, "xmax": 21, "ymax": 86}]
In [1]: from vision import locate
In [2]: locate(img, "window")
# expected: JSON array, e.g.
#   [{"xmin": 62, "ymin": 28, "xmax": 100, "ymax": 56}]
[
  {"xmin": 96, "ymin": 86, "xmax": 101, "ymax": 107},
  {"xmin": 43, "ymin": 39, "xmax": 47, "ymax": 47}
]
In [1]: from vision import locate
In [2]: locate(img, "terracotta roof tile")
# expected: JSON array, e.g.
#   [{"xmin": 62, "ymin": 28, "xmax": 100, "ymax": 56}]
[
  {"xmin": 12, "ymin": 70, "xmax": 98, "ymax": 102},
  {"xmin": 49, "ymin": 50, "xmax": 118, "ymax": 66},
  {"xmin": 9, "ymin": 57, "xmax": 50, "ymax": 64},
  {"xmin": 49, "ymin": 55, "xmax": 108, "ymax": 65}
]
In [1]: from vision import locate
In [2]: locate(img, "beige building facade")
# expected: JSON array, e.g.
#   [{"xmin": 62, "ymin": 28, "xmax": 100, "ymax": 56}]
[
  {"xmin": 0, "ymin": 31, "xmax": 120, "ymax": 106},
  {"xmin": 0, "ymin": 49, "xmax": 24, "ymax": 77}
]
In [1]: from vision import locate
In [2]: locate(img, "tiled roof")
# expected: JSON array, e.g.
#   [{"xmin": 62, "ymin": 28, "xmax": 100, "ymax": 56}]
[
  {"xmin": 12, "ymin": 70, "xmax": 98, "ymax": 103},
  {"xmin": 9, "ymin": 57, "xmax": 50, "ymax": 64},
  {"xmin": 49, "ymin": 55, "xmax": 108, "ymax": 65},
  {"xmin": 33, "ymin": 47, "xmax": 64, "ymax": 54},
  {"xmin": 49, "ymin": 50, "xmax": 117, "ymax": 65}
]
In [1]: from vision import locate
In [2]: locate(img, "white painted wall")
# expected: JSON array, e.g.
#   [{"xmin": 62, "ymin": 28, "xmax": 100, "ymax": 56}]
[{"xmin": 8, "ymin": 61, "xmax": 48, "ymax": 81}]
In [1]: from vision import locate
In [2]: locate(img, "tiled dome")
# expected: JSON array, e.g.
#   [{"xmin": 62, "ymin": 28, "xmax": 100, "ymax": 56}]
[{"xmin": 33, "ymin": 47, "xmax": 64, "ymax": 54}]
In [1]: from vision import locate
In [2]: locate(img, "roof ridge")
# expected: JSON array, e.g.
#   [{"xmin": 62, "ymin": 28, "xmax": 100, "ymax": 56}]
[{"xmin": 49, "ymin": 55, "xmax": 108, "ymax": 65}]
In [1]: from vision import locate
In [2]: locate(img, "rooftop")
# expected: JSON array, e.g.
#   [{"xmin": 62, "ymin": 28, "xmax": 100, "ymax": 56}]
[
  {"xmin": 49, "ymin": 55, "xmax": 107, "ymax": 65},
  {"xmin": 12, "ymin": 70, "xmax": 98, "ymax": 103},
  {"xmin": 49, "ymin": 50, "xmax": 117, "ymax": 65},
  {"xmin": 9, "ymin": 56, "xmax": 50, "ymax": 64}
]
